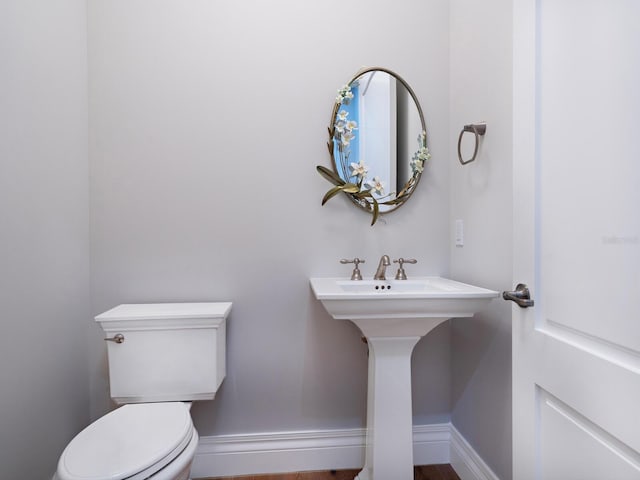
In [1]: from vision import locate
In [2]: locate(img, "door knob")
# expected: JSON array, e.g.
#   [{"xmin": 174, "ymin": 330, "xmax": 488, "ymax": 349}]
[{"xmin": 503, "ymin": 284, "xmax": 534, "ymax": 308}]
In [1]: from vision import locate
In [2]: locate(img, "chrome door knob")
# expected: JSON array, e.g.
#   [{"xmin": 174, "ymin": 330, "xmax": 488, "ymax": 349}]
[{"xmin": 503, "ymin": 284, "xmax": 534, "ymax": 308}]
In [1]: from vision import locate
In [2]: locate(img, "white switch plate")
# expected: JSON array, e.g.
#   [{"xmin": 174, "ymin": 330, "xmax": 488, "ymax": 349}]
[{"xmin": 455, "ymin": 219, "xmax": 464, "ymax": 246}]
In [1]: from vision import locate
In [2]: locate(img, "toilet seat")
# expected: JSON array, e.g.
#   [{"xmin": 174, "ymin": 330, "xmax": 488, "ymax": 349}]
[{"xmin": 57, "ymin": 402, "xmax": 194, "ymax": 480}]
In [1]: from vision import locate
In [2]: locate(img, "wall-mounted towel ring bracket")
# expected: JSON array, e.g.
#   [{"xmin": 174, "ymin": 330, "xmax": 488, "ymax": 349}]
[{"xmin": 457, "ymin": 123, "xmax": 487, "ymax": 165}]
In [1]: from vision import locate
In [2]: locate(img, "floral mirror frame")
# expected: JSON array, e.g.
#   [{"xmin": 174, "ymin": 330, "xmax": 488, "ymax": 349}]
[{"xmin": 317, "ymin": 67, "xmax": 430, "ymax": 225}]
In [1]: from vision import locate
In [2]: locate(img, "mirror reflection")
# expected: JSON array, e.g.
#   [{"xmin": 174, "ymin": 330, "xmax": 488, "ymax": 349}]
[{"xmin": 318, "ymin": 67, "xmax": 429, "ymax": 225}]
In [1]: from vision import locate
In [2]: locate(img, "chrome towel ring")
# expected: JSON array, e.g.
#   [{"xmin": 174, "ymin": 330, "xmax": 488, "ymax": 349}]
[{"xmin": 457, "ymin": 123, "xmax": 487, "ymax": 165}]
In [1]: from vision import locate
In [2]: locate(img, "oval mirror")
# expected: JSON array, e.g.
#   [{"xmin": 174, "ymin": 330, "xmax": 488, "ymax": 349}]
[{"xmin": 318, "ymin": 67, "xmax": 430, "ymax": 224}]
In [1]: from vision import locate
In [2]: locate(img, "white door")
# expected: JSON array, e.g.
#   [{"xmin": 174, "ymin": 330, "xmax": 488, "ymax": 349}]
[{"xmin": 511, "ymin": 0, "xmax": 640, "ymax": 478}]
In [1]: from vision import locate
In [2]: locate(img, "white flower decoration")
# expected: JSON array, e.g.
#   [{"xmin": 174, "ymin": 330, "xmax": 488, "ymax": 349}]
[
  {"xmin": 411, "ymin": 158, "xmax": 425, "ymax": 173},
  {"xmin": 413, "ymin": 148, "xmax": 431, "ymax": 173},
  {"xmin": 336, "ymin": 85, "xmax": 354, "ymax": 105},
  {"xmin": 337, "ymin": 110, "xmax": 349, "ymax": 121},
  {"xmin": 346, "ymin": 120, "xmax": 358, "ymax": 131},
  {"xmin": 410, "ymin": 133, "xmax": 430, "ymax": 174},
  {"xmin": 350, "ymin": 160, "xmax": 369, "ymax": 178},
  {"xmin": 367, "ymin": 176, "xmax": 385, "ymax": 195},
  {"xmin": 334, "ymin": 119, "xmax": 347, "ymax": 134},
  {"xmin": 342, "ymin": 131, "xmax": 355, "ymax": 146}
]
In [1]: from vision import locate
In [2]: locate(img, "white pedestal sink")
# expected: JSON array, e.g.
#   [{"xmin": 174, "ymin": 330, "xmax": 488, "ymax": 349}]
[{"xmin": 309, "ymin": 277, "xmax": 498, "ymax": 480}]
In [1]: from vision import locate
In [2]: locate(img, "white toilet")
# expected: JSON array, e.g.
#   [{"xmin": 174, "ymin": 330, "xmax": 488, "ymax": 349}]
[{"xmin": 56, "ymin": 302, "xmax": 231, "ymax": 480}]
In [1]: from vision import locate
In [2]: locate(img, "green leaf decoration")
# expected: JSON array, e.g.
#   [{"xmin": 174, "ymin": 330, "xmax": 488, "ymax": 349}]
[
  {"xmin": 315, "ymin": 165, "xmax": 386, "ymax": 225},
  {"xmin": 341, "ymin": 183, "xmax": 360, "ymax": 194},
  {"xmin": 321, "ymin": 182, "xmax": 362, "ymax": 205},
  {"xmin": 370, "ymin": 198, "xmax": 380, "ymax": 226},
  {"xmin": 383, "ymin": 192, "xmax": 409, "ymax": 205},
  {"xmin": 322, "ymin": 185, "xmax": 345, "ymax": 205},
  {"xmin": 354, "ymin": 189, "xmax": 373, "ymax": 199},
  {"xmin": 316, "ymin": 165, "xmax": 345, "ymax": 186}
]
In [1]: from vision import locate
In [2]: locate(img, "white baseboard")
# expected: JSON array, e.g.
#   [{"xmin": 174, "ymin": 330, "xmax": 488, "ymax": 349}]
[
  {"xmin": 191, "ymin": 427, "xmax": 366, "ymax": 478},
  {"xmin": 449, "ymin": 425, "xmax": 500, "ymax": 480},
  {"xmin": 413, "ymin": 423, "xmax": 451, "ymax": 466},
  {"xmin": 191, "ymin": 423, "xmax": 497, "ymax": 480}
]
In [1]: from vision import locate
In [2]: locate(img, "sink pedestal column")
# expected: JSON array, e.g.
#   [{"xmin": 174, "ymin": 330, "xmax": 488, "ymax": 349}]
[{"xmin": 355, "ymin": 336, "xmax": 421, "ymax": 480}]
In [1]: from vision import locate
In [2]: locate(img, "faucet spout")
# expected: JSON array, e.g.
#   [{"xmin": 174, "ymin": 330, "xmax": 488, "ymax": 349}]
[{"xmin": 374, "ymin": 255, "xmax": 391, "ymax": 280}]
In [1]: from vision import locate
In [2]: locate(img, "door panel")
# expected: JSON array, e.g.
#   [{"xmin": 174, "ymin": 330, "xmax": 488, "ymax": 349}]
[
  {"xmin": 538, "ymin": 0, "xmax": 640, "ymax": 352},
  {"xmin": 512, "ymin": 0, "xmax": 640, "ymax": 477},
  {"xmin": 539, "ymin": 388, "xmax": 640, "ymax": 480},
  {"xmin": 535, "ymin": 333, "xmax": 640, "ymax": 454}
]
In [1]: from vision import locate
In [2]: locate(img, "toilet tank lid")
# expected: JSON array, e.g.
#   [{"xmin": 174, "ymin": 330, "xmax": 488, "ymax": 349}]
[
  {"xmin": 95, "ymin": 302, "xmax": 232, "ymax": 323},
  {"xmin": 57, "ymin": 402, "xmax": 193, "ymax": 480}
]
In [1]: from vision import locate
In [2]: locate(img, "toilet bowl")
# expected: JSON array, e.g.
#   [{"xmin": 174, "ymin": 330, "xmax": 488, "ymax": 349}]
[
  {"xmin": 57, "ymin": 403, "xmax": 198, "ymax": 480},
  {"xmin": 56, "ymin": 302, "xmax": 231, "ymax": 480}
]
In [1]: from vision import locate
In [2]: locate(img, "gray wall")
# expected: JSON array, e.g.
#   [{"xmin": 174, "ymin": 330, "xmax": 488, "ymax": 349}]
[
  {"xmin": 0, "ymin": 1, "xmax": 516, "ymax": 477},
  {"xmin": 449, "ymin": 1, "xmax": 513, "ymax": 479},
  {"xmin": 0, "ymin": 0, "xmax": 90, "ymax": 478},
  {"xmin": 87, "ymin": 0, "xmax": 453, "ymax": 434}
]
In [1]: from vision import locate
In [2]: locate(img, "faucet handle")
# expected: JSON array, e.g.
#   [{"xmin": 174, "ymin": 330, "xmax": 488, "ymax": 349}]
[
  {"xmin": 340, "ymin": 258, "xmax": 365, "ymax": 281},
  {"xmin": 393, "ymin": 258, "xmax": 417, "ymax": 280}
]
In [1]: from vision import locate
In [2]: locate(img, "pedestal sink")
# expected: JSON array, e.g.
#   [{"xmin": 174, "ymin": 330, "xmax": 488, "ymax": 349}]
[{"xmin": 309, "ymin": 276, "xmax": 498, "ymax": 480}]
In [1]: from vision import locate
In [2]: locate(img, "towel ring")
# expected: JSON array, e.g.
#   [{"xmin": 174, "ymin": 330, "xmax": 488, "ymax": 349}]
[{"xmin": 457, "ymin": 123, "xmax": 487, "ymax": 165}]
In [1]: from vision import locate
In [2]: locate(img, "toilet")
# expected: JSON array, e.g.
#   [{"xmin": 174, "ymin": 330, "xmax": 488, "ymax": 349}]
[{"xmin": 56, "ymin": 302, "xmax": 231, "ymax": 480}]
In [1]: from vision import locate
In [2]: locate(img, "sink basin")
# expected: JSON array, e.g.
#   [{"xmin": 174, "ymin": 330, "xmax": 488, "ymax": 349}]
[
  {"xmin": 310, "ymin": 276, "xmax": 498, "ymax": 337},
  {"xmin": 309, "ymin": 276, "xmax": 498, "ymax": 480}
]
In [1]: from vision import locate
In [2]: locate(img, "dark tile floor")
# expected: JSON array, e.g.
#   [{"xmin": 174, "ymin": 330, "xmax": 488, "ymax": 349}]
[{"xmin": 202, "ymin": 464, "xmax": 460, "ymax": 480}]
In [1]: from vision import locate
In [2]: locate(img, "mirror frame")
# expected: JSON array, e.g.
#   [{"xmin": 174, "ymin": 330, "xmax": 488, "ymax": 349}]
[{"xmin": 328, "ymin": 66, "xmax": 428, "ymax": 217}]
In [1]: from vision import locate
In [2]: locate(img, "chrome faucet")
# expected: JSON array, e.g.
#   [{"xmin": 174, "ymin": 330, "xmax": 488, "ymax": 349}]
[{"xmin": 373, "ymin": 255, "xmax": 391, "ymax": 280}]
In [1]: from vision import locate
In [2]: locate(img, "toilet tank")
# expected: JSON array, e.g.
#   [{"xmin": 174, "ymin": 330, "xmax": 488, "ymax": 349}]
[{"xmin": 96, "ymin": 302, "xmax": 231, "ymax": 404}]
